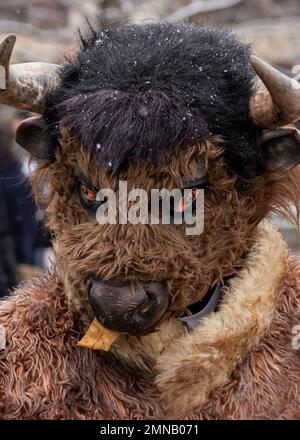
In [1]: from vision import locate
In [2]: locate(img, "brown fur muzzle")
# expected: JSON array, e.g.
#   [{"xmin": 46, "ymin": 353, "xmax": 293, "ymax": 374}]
[{"xmin": 32, "ymin": 130, "xmax": 300, "ymax": 333}]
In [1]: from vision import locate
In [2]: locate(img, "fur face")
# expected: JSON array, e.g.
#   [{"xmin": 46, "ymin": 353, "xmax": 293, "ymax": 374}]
[
  {"xmin": 44, "ymin": 23, "xmax": 263, "ymax": 179},
  {"xmin": 33, "ymin": 23, "xmax": 300, "ymax": 333},
  {"xmin": 33, "ymin": 130, "xmax": 300, "ymax": 323}
]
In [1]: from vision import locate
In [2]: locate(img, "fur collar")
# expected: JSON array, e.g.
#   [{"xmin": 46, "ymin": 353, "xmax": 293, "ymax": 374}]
[
  {"xmin": 155, "ymin": 221, "xmax": 288, "ymax": 416},
  {"xmin": 105, "ymin": 222, "xmax": 287, "ymax": 415}
]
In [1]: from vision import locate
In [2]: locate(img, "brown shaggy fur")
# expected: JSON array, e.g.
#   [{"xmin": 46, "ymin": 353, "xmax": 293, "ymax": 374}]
[
  {"xmin": 0, "ymin": 238, "xmax": 299, "ymax": 419},
  {"xmin": 33, "ymin": 131, "xmax": 300, "ymax": 318},
  {"xmin": 156, "ymin": 223, "xmax": 290, "ymax": 416},
  {"xmin": 189, "ymin": 255, "xmax": 300, "ymax": 420},
  {"xmin": 0, "ymin": 131, "xmax": 300, "ymax": 419},
  {"xmin": 0, "ymin": 274, "xmax": 162, "ymax": 419}
]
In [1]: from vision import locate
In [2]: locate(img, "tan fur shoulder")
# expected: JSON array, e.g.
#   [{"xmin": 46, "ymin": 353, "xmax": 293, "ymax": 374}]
[
  {"xmin": 189, "ymin": 254, "xmax": 300, "ymax": 419},
  {"xmin": 156, "ymin": 222, "xmax": 289, "ymax": 417}
]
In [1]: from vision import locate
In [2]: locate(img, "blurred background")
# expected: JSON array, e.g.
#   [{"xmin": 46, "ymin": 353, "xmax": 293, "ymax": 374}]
[{"xmin": 0, "ymin": 0, "xmax": 300, "ymax": 297}]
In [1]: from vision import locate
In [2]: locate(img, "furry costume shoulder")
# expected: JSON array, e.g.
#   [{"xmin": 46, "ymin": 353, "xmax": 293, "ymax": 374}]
[
  {"xmin": 0, "ymin": 222, "xmax": 299, "ymax": 419},
  {"xmin": 156, "ymin": 222, "xmax": 299, "ymax": 417}
]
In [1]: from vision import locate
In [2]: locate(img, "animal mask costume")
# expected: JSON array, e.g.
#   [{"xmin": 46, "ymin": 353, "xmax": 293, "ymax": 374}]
[{"xmin": 0, "ymin": 23, "xmax": 299, "ymax": 419}]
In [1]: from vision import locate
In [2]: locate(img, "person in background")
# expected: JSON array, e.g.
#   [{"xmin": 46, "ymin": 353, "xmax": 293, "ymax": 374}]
[
  {"xmin": 0, "ymin": 119, "xmax": 36, "ymax": 297},
  {"xmin": 11, "ymin": 110, "xmax": 54, "ymax": 271},
  {"xmin": 0, "ymin": 171, "xmax": 17, "ymax": 297}
]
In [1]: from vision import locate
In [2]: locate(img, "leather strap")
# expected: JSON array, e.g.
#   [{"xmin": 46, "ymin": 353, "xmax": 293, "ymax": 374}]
[{"xmin": 179, "ymin": 283, "xmax": 224, "ymax": 331}]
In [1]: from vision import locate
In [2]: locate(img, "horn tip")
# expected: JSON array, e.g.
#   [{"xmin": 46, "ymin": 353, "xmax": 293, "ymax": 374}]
[
  {"xmin": 0, "ymin": 34, "xmax": 16, "ymax": 68},
  {"xmin": 5, "ymin": 34, "xmax": 16, "ymax": 40},
  {"xmin": 250, "ymin": 54, "xmax": 264, "ymax": 70},
  {"xmin": 1, "ymin": 34, "xmax": 16, "ymax": 45}
]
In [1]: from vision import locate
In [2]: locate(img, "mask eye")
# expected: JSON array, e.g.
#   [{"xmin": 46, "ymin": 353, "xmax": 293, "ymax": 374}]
[
  {"xmin": 79, "ymin": 181, "xmax": 98, "ymax": 208},
  {"xmin": 175, "ymin": 175, "xmax": 208, "ymax": 215},
  {"xmin": 177, "ymin": 188, "xmax": 200, "ymax": 213}
]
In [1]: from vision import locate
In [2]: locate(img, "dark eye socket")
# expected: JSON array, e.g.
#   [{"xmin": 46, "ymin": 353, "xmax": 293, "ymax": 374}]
[
  {"xmin": 80, "ymin": 183, "xmax": 96, "ymax": 202},
  {"xmin": 171, "ymin": 176, "xmax": 207, "ymax": 215},
  {"xmin": 176, "ymin": 188, "xmax": 200, "ymax": 213},
  {"xmin": 78, "ymin": 180, "xmax": 99, "ymax": 210}
]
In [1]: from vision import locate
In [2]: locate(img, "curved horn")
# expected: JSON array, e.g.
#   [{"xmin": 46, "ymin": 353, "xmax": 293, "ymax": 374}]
[
  {"xmin": 250, "ymin": 55, "xmax": 300, "ymax": 128},
  {"xmin": 0, "ymin": 34, "xmax": 60, "ymax": 114}
]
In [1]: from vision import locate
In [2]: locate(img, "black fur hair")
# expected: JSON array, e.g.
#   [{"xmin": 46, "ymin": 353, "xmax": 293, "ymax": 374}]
[{"xmin": 44, "ymin": 23, "xmax": 263, "ymax": 179}]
